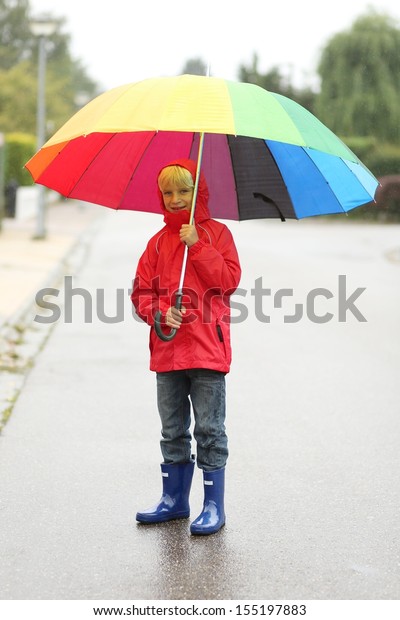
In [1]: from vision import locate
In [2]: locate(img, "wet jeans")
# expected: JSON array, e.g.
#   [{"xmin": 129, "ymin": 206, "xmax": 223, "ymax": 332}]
[{"xmin": 156, "ymin": 369, "xmax": 228, "ymax": 471}]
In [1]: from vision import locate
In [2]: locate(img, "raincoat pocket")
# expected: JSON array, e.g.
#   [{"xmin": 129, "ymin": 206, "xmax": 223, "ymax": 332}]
[{"xmin": 215, "ymin": 317, "xmax": 230, "ymax": 364}]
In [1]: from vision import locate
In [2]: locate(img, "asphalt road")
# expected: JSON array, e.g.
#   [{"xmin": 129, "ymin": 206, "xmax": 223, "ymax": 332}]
[{"xmin": 0, "ymin": 210, "xmax": 399, "ymax": 600}]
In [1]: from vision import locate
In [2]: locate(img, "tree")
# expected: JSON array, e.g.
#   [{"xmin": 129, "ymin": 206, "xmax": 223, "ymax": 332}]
[
  {"xmin": 316, "ymin": 10, "xmax": 400, "ymax": 143},
  {"xmin": 181, "ymin": 58, "xmax": 208, "ymax": 76},
  {"xmin": 0, "ymin": 0, "xmax": 99, "ymax": 138},
  {"xmin": 0, "ymin": 0, "xmax": 31, "ymax": 69},
  {"xmin": 0, "ymin": 61, "xmax": 36, "ymax": 132}
]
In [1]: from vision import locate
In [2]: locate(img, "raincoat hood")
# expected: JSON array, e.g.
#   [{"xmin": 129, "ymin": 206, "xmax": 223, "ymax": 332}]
[{"xmin": 158, "ymin": 158, "xmax": 210, "ymax": 231}]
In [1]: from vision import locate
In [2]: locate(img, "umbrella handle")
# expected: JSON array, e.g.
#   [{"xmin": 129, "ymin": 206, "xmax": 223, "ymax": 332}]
[{"xmin": 154, "ymin": 293, "xmax": 183, "ymax": 342}]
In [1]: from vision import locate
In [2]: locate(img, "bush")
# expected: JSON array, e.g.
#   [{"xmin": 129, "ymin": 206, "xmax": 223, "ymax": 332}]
[
  {"xmin": 4, "ymin": 132, "xmax": 36, "ymax": 186},
  {"xmin": 341, "ymin": 136, "xmax": 378, "ymax": 162},
  {"xmin": 363, "ymin": 143, "xmax": 400, "ymax": 178},
  {"xmin": 341, "ymin": 136, "xmax": 400, "ymax": 178}
]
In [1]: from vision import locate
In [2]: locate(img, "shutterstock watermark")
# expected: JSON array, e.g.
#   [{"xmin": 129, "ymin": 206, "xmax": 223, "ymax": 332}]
[
  {"xmin": 34, "ymin": 275, "xmax": 367, "ymax": 325},
  {"xmin": 244, "ymin": 275, "xmax": 367, "ymax": 324}
]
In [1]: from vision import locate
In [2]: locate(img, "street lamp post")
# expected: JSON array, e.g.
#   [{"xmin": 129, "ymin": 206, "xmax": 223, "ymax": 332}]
[{"xmin": 30, "ymin": 16, "xmax": 57, "ymax": 240}]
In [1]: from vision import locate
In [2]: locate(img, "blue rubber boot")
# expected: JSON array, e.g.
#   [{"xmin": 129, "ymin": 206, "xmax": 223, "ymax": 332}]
[
  {"xmin": 136, "ymin": 459, "xmax": 195, "ymax": 523},
  {"xmin": 190, "ymin": 467, "xmax": 225, "ymax": 535}
]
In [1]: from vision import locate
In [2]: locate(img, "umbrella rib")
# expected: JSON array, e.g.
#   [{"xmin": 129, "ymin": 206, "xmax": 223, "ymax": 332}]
[
  {"xmin": 301, "ymin": 146, "xmax": 377, "ymax": 214},
  {"xmin": 339, "ymin": 158, "xmax": 377, "ymax": 203},
  {"xmin": 259, "ymin": 139, "xmax": 297, "ymax": 220},
  {"xmin": 225, "ymin": 135, "xmax": 242, "ymax": 221},
  {"xmin": 300, "ymin": 148, "xmax": 348, "ymax": 216}
]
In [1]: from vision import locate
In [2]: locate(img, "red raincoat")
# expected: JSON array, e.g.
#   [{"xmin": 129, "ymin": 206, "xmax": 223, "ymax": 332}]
[{"xmin": 131, "ymin": 159, "xmax": 241, "ymax": 373}]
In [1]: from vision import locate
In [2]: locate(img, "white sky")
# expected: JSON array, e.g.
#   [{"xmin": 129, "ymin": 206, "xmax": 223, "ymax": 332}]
[{"xmin": 30, "ymin": 0, "xmax": 400, "ymax": 92}]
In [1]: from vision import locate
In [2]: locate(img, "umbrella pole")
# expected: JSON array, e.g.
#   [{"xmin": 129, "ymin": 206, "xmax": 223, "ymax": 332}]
[
  {"xmin": 154, "ymin": 132, "xmax": 206, "ymax": 341},
  {"xmin": 176, "ymin": 132, "xmax": 205, "ymax": 294}
]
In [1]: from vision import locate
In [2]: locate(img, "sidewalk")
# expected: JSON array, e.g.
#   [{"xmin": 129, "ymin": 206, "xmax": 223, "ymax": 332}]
[
  {"xmin": 0, "ymin": 198, "xmax": 103, "ymax": 430},
  {"xmin": 0, "ymin": 198, "xmax": 102, "ymax": 326}
]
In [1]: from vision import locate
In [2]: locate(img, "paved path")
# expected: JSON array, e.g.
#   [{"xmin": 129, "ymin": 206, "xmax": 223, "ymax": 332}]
[
  {"xmin": 0, "ymin": 211, "xmax": 399, "ymax": 600},
  {"xmin": 0, "ymin": 199, "xmax": 101, "ymax": 326}
]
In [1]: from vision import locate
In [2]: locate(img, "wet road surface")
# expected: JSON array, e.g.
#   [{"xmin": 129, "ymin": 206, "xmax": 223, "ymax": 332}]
[{"xmin": 0, "ymin": 211, "xmax": 399, "ymax": 599}]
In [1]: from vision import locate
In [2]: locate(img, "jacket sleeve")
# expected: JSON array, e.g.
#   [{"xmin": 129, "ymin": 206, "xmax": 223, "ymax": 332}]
[
  {"xmin": 131, "ymin": 242, "xmax": 170, "ymax": 326},
  {"xmin": 188, "ymin": 225, "xmax": 241, "ymax": 293}
]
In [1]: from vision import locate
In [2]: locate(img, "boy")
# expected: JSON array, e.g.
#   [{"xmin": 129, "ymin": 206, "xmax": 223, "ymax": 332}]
[{"xmin": 131, "ymin": 159, "xmax": 241, "ymax": 535}]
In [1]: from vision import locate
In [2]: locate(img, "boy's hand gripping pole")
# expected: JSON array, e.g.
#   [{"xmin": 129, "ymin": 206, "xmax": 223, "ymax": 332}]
[{"xmin": 154, "ymin": 133, "xmax": 205, "ymax": 342}]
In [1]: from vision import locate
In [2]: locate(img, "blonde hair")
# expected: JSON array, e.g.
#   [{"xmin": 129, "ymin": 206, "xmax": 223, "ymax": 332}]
[{"xmin": 158, "ymin": 165, "xmax": 194, "ymax": 191}]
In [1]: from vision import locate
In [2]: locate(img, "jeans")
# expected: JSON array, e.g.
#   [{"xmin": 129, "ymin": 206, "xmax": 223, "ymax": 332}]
[{"xmin": 156, "ymin": 369, "xmax": 228, "ymax": 471}]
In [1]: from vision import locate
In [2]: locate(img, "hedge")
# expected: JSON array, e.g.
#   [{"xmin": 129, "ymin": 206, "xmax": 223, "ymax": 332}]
[
  {"xmin": 363, "ymin": 144, "xmax": 400, "ymax": 179},
  {"xmin": 4, "ymin": 132, "xmax": 36, "ymax": 187},
  {"xmin": 343, "ymin": 136, "xmax": 400, "ymax": 178}
]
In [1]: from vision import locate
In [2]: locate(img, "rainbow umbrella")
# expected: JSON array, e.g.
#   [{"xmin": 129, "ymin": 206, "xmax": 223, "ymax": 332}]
[
  {"xmin": 26, "ymin": 74, "xmax": 378, "ymax": 222},
  {"xmin": 26, "ymin": 75, "xmax": 378, "ymax": 340}
]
